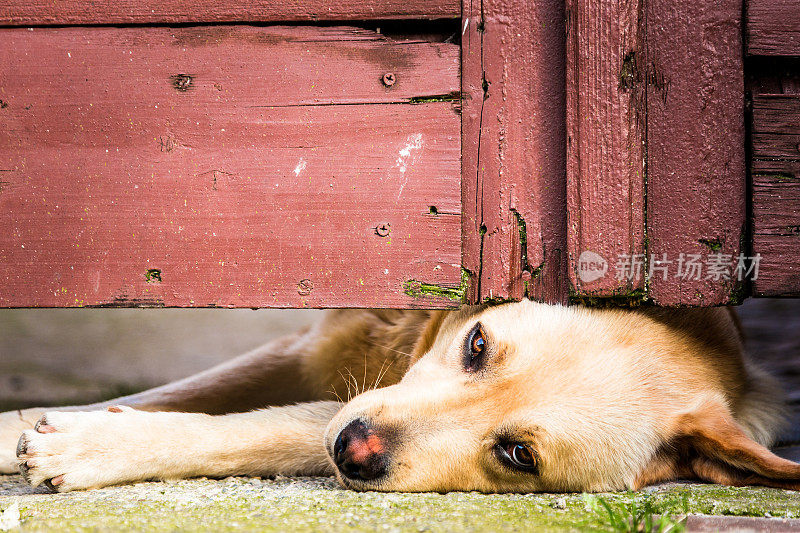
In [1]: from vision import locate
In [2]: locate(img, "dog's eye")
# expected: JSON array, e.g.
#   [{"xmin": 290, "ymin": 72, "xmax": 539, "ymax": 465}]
[
  {"xmin": 463, "ymin": 322, "xmax": 486, "ymax": 371},
  {"xmin": 496, "ymin": 442, "xmax": 539, "ymax": 473},
  {"xmin": 471, "ymin": 328, "xmax": 485, "ymax": 355}
]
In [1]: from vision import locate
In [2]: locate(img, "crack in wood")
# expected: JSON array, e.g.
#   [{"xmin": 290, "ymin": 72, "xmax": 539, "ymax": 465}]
[{"xmin": 247, "ymin": 94, "xmax": 460, "ymax": 109}]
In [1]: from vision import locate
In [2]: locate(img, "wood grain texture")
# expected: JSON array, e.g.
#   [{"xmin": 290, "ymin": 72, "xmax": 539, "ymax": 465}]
[
  {"xmin": 0, "ymin": 26, "xmax": 462, "ymax": 308},
  {"xmin": 566, "ymin": 0, "xmax": 745, "ymax": 305},
  {"xmin": 565, "ymin": 0, "xmax": 646, "ymax": 297},
  {"xmin": 747, "ymin": 0, "xmax": 800, "ymax": 56},
  {"xmin": 0, "ymin": 0, "xmax": 459, "ymax": 24},
  {"xmin": 752, "ymin": 94, "xmax": 800, "ymax": 297},
  {"xmin": 645, "ymin": 0, "xmax": 746, "ymax": 306},
  {"xmin": 461, "ymin": 0, "xmax": 568, "ymax": 304}
]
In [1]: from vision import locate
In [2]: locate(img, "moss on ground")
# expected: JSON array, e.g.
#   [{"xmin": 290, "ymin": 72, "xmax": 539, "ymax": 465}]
[{"xmin": 3, "ymin": 475, "xmax": 800, "ymax": 532}]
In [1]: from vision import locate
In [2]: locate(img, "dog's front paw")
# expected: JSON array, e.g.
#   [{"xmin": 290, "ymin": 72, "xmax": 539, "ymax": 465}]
[
  {"xmin": 0, "ymin": 409, "xmax": 42, "ymax": 474},
  {"xmin": 16, "ymin": 407, "xmax": 148, "ymax": 492}
]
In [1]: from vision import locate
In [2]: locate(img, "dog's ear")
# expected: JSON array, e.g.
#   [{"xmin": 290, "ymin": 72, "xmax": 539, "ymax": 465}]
[{"xmin": 637, "ymin": 397, "xmax": 800, "ymax": 490}]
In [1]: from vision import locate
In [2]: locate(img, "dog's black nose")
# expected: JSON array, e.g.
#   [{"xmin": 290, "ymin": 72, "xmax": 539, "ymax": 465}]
[{"xmin": 333, "ymin": 419, "xmax": 387, "ymax": 481}]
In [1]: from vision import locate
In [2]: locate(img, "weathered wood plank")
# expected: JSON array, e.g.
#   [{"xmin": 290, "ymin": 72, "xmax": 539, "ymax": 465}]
[
  {"xmin": 0, "ymin": 26, "xmax": 462, "ymax": 308},
  {"xmin": 747, "ymin": 0, "xmax": 800, "ymax": 56},
  {"xmin": 0, "ymin": 0, "xmax": 459, "ymax": 25},
  {"xmin": 752, "ymin": 94, "xmax": 800, "ymax": 297},
  {"xmin": 461, "ymin": 0, "xmax": 568, "ymax": 304},
  {"xmin": 646, "ymin": 0, "xmax": 746, "ymax": 305},
  {"xmin": 565, "ymin": 0, "xmax": 745, "ymax": 305},
  {"xmin": 752, "ymin": 133, "xmax": 800, "ymax": 163},
  {"xmin": 752, "ymin": 178, "xmax": 800, "ymax": 297},
  {"xmin": 565, "ymin": 0, "xmax": 646, "ymax": 298}
]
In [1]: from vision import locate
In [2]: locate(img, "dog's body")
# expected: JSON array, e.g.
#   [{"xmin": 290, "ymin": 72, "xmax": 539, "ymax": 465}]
[{"xmin": 2, "ymin": 301, "xmax": 800, "ymax": 493}]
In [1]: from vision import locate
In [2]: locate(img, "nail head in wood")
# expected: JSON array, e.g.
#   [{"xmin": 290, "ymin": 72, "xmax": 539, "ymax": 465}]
[
  {"xmin": 171, "ymin": 74, "xmax": 193, "ymax": 91},
  {"xmin": 297, "ymin": 279, "xmax": 314, "ymax": 296}
]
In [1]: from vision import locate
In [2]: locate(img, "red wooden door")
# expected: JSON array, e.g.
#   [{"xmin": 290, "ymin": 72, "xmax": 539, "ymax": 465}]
[{"xmin": 1, "ymin": 0, "xmax": 798, "ymax": 308}]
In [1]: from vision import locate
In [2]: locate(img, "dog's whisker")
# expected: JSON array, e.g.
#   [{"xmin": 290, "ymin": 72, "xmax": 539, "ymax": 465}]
[
  {"xmin": 379, "ymin": 362, "xmax": 392, "ymax": 386},
  {"xmin": 365, "ymin": 340, "xmax": 413, "ymax": 358},
  {"xmin": 326, "ymin": 386, "xmax": 345, "ymax": 405},
  {"xmin": 342, "ymin": 367, "xmax": 360, "ymax": 400},
  {"xmin": 337, "ymin": 369, "xmax": 354, "ymax": 401},
  {"xmin": 362, "ymin": 353, "xmax": 368, "ymax": 396},
  {"xmin": 371, "ymin": 361, "xmax": 387, "ymax": 391},
  {"xmin": 370, "ymin": 359, "xmax": 393, "ymax": 392}
]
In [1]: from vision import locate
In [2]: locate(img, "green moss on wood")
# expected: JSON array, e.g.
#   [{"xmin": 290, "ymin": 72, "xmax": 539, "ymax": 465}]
[
  {"xmin": 407, "ymin": 92, "xmax": 461, "ymax": 104},
  {"xmin": 753, "ymin": 172, "xmax": 798, "ymax": 182},
  {"xmin": 698, "ymin": 238, "xmax": 723, "ymax": 252},
  {"xmin": 404, "ymin": 269, "xmax": 470, "ymax": 302},
  {"xmin": 568, "ymin": 288, "xmax": 649, "ymax": 308},
  {"xmin": 618, "ymin": 51, "xmax": 639, "ymax": 91}
]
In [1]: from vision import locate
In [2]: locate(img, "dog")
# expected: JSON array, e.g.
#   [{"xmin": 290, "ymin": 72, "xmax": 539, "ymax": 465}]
[{"xmin": 1, "ymin": 301, "xmax": 799, "ymax": 493}]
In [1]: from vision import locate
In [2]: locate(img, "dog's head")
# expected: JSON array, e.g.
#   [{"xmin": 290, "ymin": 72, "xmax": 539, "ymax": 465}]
[{"xmin": 324, "ymin": 300, "xmax": 800, "ymax": 493}]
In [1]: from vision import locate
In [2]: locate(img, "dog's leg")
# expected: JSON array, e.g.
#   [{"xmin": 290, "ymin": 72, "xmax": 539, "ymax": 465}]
[
  {"xmin": 16, "ymin": 402, "xmax": 340, "ymax": 492},
  {"xmin": 98, "ymin": 328, "xmax": 329, "ymax": 414},
  {"xmin": 0, "ymin": 329, "xmax": 329, "ymax": 474},
  {"xmin": 1, "ymin": 309, "xmax": 421, "ymax": 474}
]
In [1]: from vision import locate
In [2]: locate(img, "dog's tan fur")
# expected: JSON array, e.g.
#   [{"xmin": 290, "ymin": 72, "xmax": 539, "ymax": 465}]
[{"xmin": 1, "ymin": 301, "xmax": 799, "ymax": 493}]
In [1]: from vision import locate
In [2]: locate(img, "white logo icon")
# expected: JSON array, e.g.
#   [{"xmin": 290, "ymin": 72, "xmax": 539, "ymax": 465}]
[{"xmin": 577, "ymin": 251, "xmax": 608, "ymax": 283}]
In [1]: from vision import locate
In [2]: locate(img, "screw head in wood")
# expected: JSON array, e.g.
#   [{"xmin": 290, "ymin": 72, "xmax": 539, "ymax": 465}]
[
  {"xmin": 170, "ymin": 74, "xmax": 193, "ymax": 92},
  {"xmin": 297, "ymin": 278, "xmax": 314, "ymax": 296},
  {"xmin": 382, "ymin": 73, "xmax": 396, "ymax": 87},
  {"xmin": 375, "ymin": 222, "xmax": 391, "ymax": 237},
  {"xmin": 145, "ymin": 268, "xmax": 162, "ymax": 283}
]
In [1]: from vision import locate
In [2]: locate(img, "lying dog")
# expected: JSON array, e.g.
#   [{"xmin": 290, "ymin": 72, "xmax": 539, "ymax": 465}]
[{"xmin": 1, "ymin": 301, "xmax": 799, "ymax": 493}]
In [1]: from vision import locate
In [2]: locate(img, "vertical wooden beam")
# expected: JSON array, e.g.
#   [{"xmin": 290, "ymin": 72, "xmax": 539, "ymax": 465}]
[
  {"xmin": 646, "ymin": 0, "xmax": 746, "ymax": 305},
  {"xmin": 462, "ymin": 0, "xmax": 568, "ymax": 304},
  {"xmin": 566, "ymin": 0, "xmax": 746, "ymax": 305},
  {"xmin": 565, "ymin": 0, "xmax": 646, "ymax": 298}
]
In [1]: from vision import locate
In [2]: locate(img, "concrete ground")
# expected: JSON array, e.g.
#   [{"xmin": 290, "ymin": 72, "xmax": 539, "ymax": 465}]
[
  {"xmin": 2, "ymin": 300, "xmax": 800, "ymax": 531},
  {"xmin": 4, "ymin": 475, "xmax": 800, "ymax": 531}
]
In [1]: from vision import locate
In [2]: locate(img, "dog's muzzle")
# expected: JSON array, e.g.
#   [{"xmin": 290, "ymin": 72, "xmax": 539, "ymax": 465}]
[{"xmin": 333, "ymin": 419, "xmax": 388, "ymax": 481}]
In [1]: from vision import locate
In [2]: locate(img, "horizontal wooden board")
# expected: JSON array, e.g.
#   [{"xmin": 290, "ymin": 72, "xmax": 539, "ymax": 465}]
[
  {"xmin": 752, "ymin": 94, "xmax": 800, "ymax": 296},
  {"xmin": 752, "ymin": 177, "xmax": 800, "ymax": 296},
  {"xmin": 747, "ymin": 0, "xmax": 800, "ymax": 56},
  {"xmin": 0, "ymin": 26, "xmax": 463, "ymax": 308},
  {"xmin": 0, "ymin": 0, "xmax": 459, "ymax": 24}
]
